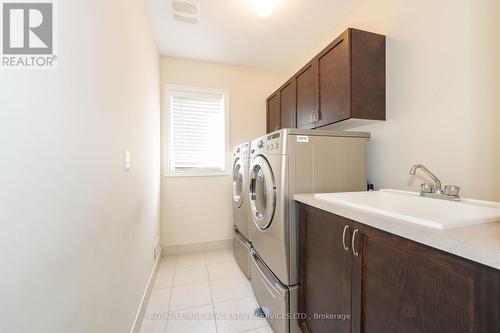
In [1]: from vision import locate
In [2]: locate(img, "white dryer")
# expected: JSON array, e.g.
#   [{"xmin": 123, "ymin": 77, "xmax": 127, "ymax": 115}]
[
  {"xmin": 248, "ymin": 129, "xmax": 370, "ymax": 333},
  {"xmin": 232, "ymin": 142, "xmax": 251, "ymax": 278}
]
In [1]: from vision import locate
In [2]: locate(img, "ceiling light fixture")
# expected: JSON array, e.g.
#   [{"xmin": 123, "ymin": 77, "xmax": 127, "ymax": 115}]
[{"xmin": 252, "ymin": 0, "xmax": 276, "ymax": 18}]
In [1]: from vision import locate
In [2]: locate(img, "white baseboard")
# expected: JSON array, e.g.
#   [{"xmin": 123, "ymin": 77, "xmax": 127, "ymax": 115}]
[
  {"xmin": 162, "ymin": 238, "xmax": 232, "ymax": 256},
  {"xmin": 130, "ymin": 248, "xmax": 162, "ymax": 333}
]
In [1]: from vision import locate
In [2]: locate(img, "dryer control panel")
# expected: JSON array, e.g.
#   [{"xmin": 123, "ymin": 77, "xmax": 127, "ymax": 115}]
[{"xmin": 250, "ymin": 131, "xmax": 284, "ymax": 157}]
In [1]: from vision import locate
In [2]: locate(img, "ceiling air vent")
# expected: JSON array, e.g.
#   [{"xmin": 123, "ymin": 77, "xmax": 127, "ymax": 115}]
[{"xmin": 172, "ymin": 0, "xmax": 199, "ymax": 24}]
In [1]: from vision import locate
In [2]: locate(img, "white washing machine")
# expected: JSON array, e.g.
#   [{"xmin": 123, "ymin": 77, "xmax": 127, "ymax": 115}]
[
  {"xmin": 248, "ymin": 128, "xmax": 370, "ymax": 333},
  {"xmin": 232, "ymin": 142, "xmax": 251, "ymax": 278}
]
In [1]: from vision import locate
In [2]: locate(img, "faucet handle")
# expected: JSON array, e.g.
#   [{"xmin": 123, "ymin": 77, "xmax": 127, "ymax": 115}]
[
  {"xmin": 444, "ymin": 185, "xmax": 460, "ymax": 196},
  {"xmin": 421, "ymin": 183, "xmax": 435, "ymax": 193}
]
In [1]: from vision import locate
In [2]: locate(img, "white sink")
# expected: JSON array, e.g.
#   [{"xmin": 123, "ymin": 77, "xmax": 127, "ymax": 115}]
[{"xmin": 314, "ymin": 189, "xmax": 500, "ymax": 229}]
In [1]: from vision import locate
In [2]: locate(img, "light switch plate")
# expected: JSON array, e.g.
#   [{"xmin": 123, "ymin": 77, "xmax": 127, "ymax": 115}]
[{"xmin": 124, "ymin": 150, "xmax": 131, "ymax": 171}]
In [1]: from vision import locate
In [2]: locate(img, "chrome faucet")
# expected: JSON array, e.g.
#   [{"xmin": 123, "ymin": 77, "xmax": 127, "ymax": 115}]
[
  {"xmin": 409, "ymin": 164, "xmax": 461, "ymax": 201},
  {"xmin": 409, "ymin": 164, "xmax": 443, "ymax": 194}
]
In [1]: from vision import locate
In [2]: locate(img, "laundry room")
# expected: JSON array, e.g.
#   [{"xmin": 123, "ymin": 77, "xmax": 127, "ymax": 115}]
[{"xmin": 1, "ymin": 0, "xmax": 500, "ymax": 333}]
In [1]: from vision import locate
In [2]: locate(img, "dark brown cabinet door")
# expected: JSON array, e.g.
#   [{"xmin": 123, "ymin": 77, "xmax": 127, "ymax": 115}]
[
  {"xmin": 317, "ymin": 32, "xmax": 350, "ymax": 127},
  {"xmin": 266, "ymin": 93, "xmax": 280, "ymax": 133},
  {"xmin": 299, "ymin": 205, "xmax": 353, "ymax": 333},
  {"xmin": 350, "ymin": 29, "xmax": 386, "ymax": 121},
  {"xmin": 295, "ymin": 61, "xmax": 318, "ymax": 129},
  {"xmin": 279, "ymin": 80, "xmax": 296, "ymax": 129},
  {"xmin": 351, "ymin": 224, "xmax": 500, "ymax": 333},
  {"xmin": 299, "ymin": 204, "xmax": 500, "ymax": 333},
  {"xmin": 265, "ymin": 28, "xmax": 385, "ymax": 132}
]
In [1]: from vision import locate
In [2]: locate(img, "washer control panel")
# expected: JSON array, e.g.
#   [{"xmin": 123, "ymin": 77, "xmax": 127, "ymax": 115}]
[{"xmin": 234, "ymin": 142, "xmax": 250, "ymax": 157}]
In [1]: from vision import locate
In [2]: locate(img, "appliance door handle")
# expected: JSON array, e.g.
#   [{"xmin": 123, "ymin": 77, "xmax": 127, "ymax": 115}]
[
  {"xmin": 352, "ymin": 229, "xmax": 360, "ymax": 256},
  {"xmin": 250, "ymin": 249, "xmax": 287, "ymax": 297},
  {"xmin": 342, "ymin": 225, "xmax": 350, "ymax": 251},
  {"xmin": 249, "ymin": 178, "xmax": 256, "ymax": 201}
]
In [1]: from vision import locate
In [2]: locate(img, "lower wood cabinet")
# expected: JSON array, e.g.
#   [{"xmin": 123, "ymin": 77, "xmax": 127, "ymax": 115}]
[
  {"xmin": 298, "ymin": 203, "xmax": 500, "ymax": 333},
  {"xmin": 298, "ymin": 205, "xmax": 353, "ymax": 333}
]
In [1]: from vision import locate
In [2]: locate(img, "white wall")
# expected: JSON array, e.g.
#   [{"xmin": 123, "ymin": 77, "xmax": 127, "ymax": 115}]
[
  {"xmin": 0, "ymin": 0, "xmax": 160, "ymax": 332},
  {"xmin": 288, "ymin": 0, "xmax": 500, "ymax": 200},
  {"xmin": 160, "ymin": 57, "xmax": 284, "ymax": 246}
]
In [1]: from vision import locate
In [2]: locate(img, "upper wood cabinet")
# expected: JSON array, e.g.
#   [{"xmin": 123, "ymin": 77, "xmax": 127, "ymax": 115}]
[
  {"xmin": 295, "ymin": 61, "xmax": 318, "ymax": 129},
  {"xmin": 317, "ymin": 30, "xmax": 350, "ymax": 127},
  {"xmin": 266, "ymin": 92, "xmax": 280, "ymax": 133},
  {"xmin": 266, "ymin": 28, "xmax": 386, "ymax": 133},
  {"xmin": 298, "ymin": 203, "xmax": 500, "ymax": 333},
  {"xmin": 279, "ymin": 79, "xmax": 296, "ymax": 129}
]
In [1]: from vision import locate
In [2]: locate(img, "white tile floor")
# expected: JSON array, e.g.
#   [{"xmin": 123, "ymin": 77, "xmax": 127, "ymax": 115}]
[{"xmin": 140, "ymin": 248, "xmax": 274, "ymax": 333}]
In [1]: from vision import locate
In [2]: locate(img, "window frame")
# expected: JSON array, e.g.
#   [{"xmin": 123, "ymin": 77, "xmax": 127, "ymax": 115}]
[{"xmin": 163, "ymin": 84, "xmax": 230, "ymax": 177}]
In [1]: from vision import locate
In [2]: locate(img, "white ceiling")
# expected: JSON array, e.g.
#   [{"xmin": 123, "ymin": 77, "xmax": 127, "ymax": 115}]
[{"xmin": 145, "ymin": 0, "xmax": 362, "ymax": 72}]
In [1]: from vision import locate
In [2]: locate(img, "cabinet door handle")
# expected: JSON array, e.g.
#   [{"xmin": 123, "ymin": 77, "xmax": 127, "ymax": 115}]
[
  {"xmin": 352, "ymin": 229, "xmax": 360, "ymax": 256},
  {"xmin": 342, "ymin": 225, "xmax": 350, "ymax": 251},
  {"xmin": 311, "ymin": 108, "xmax": 319, "ymax": 125}
]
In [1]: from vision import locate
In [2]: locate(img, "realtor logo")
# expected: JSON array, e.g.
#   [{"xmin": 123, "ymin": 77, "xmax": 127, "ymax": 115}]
[{"xmin": 1, "ymin": 0, "xmax": 57, "ymax": 68}]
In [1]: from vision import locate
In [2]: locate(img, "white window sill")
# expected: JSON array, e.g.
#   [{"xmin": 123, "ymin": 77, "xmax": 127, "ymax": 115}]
[{"xmin": 164, "ymin": 171, "xmax": 230, "ymax": 178}]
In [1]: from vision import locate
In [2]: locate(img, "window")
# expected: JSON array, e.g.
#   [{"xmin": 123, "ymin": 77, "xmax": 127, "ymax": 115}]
[{"xmin": 164, "ymin": 84, "xmax": 229, "ymax": 177}]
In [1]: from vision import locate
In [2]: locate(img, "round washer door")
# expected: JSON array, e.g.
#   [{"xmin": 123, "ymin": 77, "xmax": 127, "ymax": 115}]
[
  {"xmin": 232, "ymin": 158, "xmax": 245, "ymax": 208},
  {"xmin": 249, "ymin": 155, "xmax": 276, "ymax": 230}
]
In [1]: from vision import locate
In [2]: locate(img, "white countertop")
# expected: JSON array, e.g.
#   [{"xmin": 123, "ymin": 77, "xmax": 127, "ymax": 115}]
[{"xmin": 294, "ymin": 193, "xmax": 500, "ymax": 270}]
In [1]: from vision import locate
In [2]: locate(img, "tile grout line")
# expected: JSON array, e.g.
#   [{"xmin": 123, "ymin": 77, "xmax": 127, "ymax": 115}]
[
  {"xmin": 207, "ymin": 250, "xmax": 268, "ymax": 333},
  {"xmin": 152, "ymin": 251, "xmax": 268, "ymax": 333},
  {"xmin": 163, "ymin": 255, "xmax": 177, "ymax": 333},
  {"xmin": 165, "ymin": 282, "xmax": 257, "ymax": 312},
  {"xmin": 169, "ymin": 259, "xmax": 246, "ymax": 286},
  {"xmin": 204, "ymin": 250, "xmax": 220, "ymax": 333},
  {"xmin": 155, "ymin": 251, "xmax": 256, "ymax": 332},
  {"xmin": 212, "ymin": 295, "xmax": 270, "ymax": 333},
  {"xmin": 238, "ymin": 325, "xmax": 271, "ymax": 333},
  {"xmin": 213, "ymin": 295, "xmax": 257, "ymax": 306}
]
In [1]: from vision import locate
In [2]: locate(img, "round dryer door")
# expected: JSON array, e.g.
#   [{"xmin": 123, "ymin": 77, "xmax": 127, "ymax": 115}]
[
  {"xmin": 232, "ymin": 158, "xmax": 245, "ymax": 208},
  {"xmin": 249, "ymin": 155, "xmax": 276, "ymax": 230}
]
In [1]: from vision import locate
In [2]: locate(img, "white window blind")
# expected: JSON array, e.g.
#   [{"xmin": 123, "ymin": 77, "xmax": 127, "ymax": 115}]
[{"xmin": 165, "ymin": 85, "xmax": 229, "ymax": 176}]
